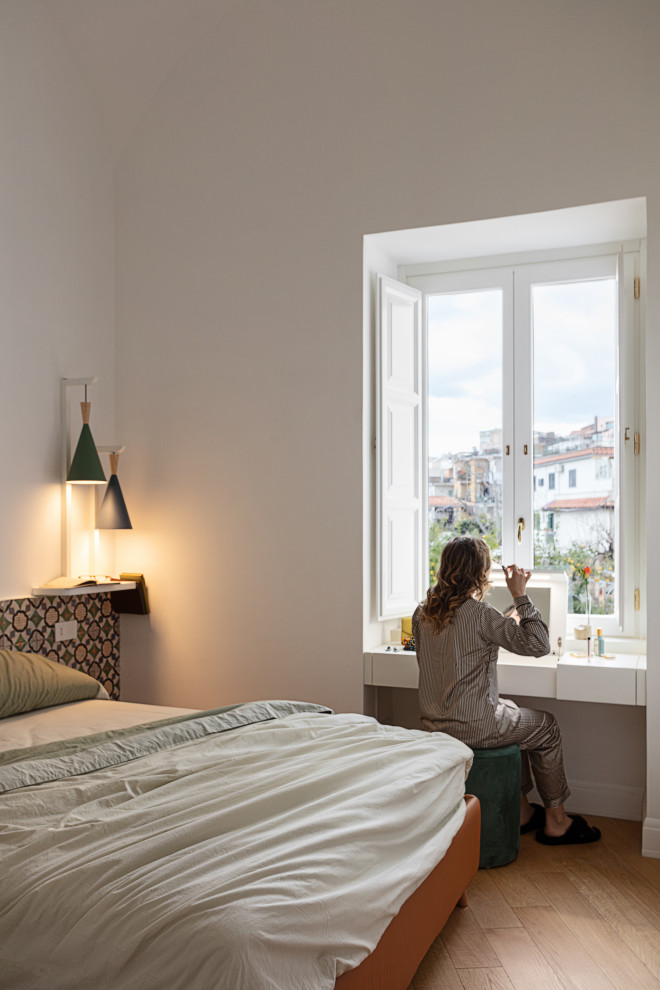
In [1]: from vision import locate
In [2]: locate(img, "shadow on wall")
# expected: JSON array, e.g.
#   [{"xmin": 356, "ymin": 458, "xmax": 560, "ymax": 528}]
[{"xmin": 117, "ymin": 611, "xmax": 164, "ymax": 704}]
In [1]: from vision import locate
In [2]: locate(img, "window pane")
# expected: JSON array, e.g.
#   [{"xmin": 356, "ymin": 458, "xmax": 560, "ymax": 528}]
[
  {"xmin": 427, "ymin": 290, "xmax": 503, "ymax": 584},
  {"xmin": 532, "ymin": 278, "xmax": 616, "ymax": 616}
]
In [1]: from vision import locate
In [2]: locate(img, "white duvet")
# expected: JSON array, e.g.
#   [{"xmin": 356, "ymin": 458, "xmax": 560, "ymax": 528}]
[
  {"xmin": 0, "ymin": 698, "xmax": 196, "ymax": 752},
  {"xmin": 0, "ymin": 702, "xmax": 472, "ymax": 990}
]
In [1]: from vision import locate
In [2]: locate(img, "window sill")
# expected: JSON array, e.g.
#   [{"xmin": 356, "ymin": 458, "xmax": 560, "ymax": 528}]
[
  {"xmin": 363, "ymin": 645, "xmax": 646, "ymax": 706},
  {"xmin": 563, "ymin": 636, "xmax": 646, "ymax": 655}
]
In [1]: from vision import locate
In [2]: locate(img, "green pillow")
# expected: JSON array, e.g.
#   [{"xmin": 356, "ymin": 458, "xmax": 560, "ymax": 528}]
[{"xmin": 0, "ymin": 649, "xmax": 102, "ymax": 718}]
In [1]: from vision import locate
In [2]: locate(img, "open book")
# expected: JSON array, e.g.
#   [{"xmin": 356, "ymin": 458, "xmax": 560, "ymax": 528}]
[{"xmin": 41, "ymin": 576, "xmax": 105, "ymax": 589}]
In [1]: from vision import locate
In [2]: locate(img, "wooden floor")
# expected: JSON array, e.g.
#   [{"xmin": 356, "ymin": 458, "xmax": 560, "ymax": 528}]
[{"xmin": 408, "ymin": 816, "xmax": 660, "ymax": 990}]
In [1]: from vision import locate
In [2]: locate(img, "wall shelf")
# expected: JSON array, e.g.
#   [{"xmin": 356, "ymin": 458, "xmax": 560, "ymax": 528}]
[{"xmin": 32, "ymin": 581, "xmax": 136, "ymax": 598}]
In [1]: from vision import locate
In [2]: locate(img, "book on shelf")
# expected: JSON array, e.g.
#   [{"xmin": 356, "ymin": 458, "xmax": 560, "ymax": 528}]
[
  {"xmin": 110, "ymin": 573, "xmax": 150, "ymax": 615},
  {"xmin": 41, "ymin": 576, "xmax": 101, "ymax": 589}
]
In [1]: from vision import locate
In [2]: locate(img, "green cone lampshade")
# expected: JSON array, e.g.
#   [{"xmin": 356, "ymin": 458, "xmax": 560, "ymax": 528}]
[
  {"xmin": 96, "ymin": 453, "xmax": 132, "ymax": 530},
  {"xmin": 67, "ymin": 402, "xmax": 106, "ymax": 484}
]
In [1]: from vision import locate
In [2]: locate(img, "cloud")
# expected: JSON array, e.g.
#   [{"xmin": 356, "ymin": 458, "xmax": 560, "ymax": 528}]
[
  {"xmin": 426, "ymin": 277, "xmax": 616, "ymax": 450},
  {"xmin": 533, "ymin": 279, "xmax": 615, "ymax": 430}
]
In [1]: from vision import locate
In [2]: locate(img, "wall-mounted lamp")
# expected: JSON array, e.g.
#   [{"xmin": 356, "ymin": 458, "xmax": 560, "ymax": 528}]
[
  {"xmin": 34, "ymin": 377, "xmax": 138, "ymax": 590},
  {"xmin": 96, "ymin": 448, "xmax": 132, "ymax": 530},
  {"xmin": 66, "ymin": 382, "xmax": 106, "ymax": 484}
]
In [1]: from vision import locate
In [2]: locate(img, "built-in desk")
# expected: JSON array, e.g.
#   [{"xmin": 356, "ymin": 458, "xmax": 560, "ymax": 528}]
[{"xmin": 364, "ymin": 646, "xmax": 647, "ymax": 706}]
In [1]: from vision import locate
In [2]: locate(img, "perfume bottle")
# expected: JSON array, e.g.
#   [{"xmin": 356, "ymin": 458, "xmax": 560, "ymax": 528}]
[{"xmin": 595, "ymin": 628, "xmax": 605, "ymax": 656}]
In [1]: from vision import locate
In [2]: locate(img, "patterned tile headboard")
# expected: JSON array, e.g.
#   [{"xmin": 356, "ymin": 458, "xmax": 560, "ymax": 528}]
[{"xmin": 0, "ymin": 594, "xmax": 120, "ymax": 699}]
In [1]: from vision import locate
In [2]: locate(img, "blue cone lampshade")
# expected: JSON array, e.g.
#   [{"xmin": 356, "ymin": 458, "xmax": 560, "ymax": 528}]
[
  {"xmin": 97, "ymin": 474, "xmax": 132, "ymax": 529},
  {"xmin": 67, "ymin": 402, "xmax": 106, "ymax": 484},
  {"xmin": 96, "ymin": 452, "xmax": 132, "ymax": 529}
]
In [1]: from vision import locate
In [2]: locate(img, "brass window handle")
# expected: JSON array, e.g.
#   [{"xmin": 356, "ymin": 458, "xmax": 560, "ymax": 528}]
[{"xmin": 517, "ymin": 517, "xmax": 525, "ymax": 543}]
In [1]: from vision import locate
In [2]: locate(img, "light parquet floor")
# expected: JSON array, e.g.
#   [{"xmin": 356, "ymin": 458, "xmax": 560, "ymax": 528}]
[{"xmin": 408, "ymin": 816, "xmax": 660, "ymax": 990}]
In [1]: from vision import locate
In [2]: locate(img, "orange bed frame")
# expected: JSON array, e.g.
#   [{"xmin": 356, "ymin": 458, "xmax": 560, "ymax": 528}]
[{"xmin": 334, "ymin": 794, "xmax": 480, "ymax": 990}]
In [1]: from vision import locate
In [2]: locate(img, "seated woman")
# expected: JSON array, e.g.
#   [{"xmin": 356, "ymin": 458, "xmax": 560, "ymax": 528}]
[{"xmin": 412, "ymin": 535, "xmax": 600, "ymax": 845}]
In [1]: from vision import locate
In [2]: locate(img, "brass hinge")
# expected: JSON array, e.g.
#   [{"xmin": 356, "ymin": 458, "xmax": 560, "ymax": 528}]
[
  {"xmin": 634, "ymin": 432, "xmax": 640, "ymax": 455},
  {"xmin": 634, "ymin": 276, "xmax": 640, "ymax": 300},
  {"xmin": 634, "ymin": 588, "xmax": 640, "ymax": 611}
]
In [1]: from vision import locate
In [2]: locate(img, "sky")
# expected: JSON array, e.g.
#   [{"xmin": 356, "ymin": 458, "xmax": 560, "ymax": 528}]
[{"xmin": 427, "ymin": 278, "xmax": 616, "ymax": 458}]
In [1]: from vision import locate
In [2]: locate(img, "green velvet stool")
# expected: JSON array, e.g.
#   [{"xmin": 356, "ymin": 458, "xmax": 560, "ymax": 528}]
[{"xmin": 465, "ymin": 744, "xmax": 521, "ymax": 868}]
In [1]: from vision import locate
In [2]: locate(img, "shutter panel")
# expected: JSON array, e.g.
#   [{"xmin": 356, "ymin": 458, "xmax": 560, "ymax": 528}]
[{"xmin": 377, "ymin": 275, "xmax": 424, "ymax": 619}]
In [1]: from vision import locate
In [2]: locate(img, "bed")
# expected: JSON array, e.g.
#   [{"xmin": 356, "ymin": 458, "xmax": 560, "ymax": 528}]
[{"xmin": 0, "ymin": 649, "xmax": 480, "ymax": 990}]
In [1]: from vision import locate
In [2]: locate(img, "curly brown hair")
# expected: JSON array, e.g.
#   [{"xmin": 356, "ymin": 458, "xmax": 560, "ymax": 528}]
[{"xmin": 418, "ymin": 536, "xmax": 491, "ymax": 632}]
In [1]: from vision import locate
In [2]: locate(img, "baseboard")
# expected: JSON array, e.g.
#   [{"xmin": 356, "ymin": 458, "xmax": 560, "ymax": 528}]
[
  {"xmin": 567, "ymin": 778, "xmax": 645, "ymax": 821},
  {"xmin": 526, "ymin": 778, "xmax": 644, "ymax": 821},
  {"xmin": 642, "ymin": 817, "xmax": 660, "ymax": 858}
]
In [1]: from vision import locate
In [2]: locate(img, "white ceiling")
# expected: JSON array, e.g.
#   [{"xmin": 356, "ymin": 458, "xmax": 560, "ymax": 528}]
[{"xmin": 48, "ymin": 0, "xmax": 231, "ymax": 158}]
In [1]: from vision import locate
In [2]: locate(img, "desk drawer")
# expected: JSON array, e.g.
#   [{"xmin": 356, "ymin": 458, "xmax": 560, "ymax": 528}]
[{"xmin": 556, "ymin": 655, "xmax": 638, "ymax": 705}]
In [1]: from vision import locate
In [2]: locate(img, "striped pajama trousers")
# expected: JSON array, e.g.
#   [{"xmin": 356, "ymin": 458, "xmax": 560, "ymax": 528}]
[
  {"xmin": 433, "ymin": 699, "xmax": 571, "ymax": 809},
  {"xmin": 494, "ymin": 700, "xmax": 571, "ymax": 809}
]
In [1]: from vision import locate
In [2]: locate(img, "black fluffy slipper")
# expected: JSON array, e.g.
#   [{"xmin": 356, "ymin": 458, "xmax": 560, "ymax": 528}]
[
  {"xmin": 521, "ymin": 803, "xmax": 545, "ymax": 834},
  {"xmin": 535, "ymin": 813, "xmax": 601, "ymax": 845}
]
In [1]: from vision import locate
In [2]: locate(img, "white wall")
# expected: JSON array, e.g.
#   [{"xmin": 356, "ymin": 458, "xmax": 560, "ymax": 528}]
[
  {"xmin": 113, "ymin": 0, "xmax": 660, "ymax": 848},
  {"xmin": 0, "ymin": 0, "xmax": 115, "ymax": 599}
]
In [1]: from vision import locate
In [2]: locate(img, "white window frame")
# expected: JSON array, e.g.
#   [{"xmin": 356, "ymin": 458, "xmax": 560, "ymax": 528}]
[{"xmin": 391, "ymin": 242, "xmax": 645, "ymax": 640}]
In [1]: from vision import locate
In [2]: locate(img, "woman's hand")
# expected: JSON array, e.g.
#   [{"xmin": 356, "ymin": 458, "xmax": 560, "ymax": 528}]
[{"xmin": 502, "ymin": 564, "xmax": 532, "ymax": 599}]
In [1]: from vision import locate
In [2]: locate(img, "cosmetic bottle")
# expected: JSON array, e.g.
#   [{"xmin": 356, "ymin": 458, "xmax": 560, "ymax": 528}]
[{"xmin": 595, "ymin": 628, "xmax": 605, "ymax": 656}]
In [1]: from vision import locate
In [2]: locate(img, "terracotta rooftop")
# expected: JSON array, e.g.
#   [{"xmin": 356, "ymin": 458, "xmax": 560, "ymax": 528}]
[
  {"xmin": 542, "ymin": 496, "xmax": 615, "ymax": 510},
  {"xmin": 429, "ymin": 495, "xmax": 463, "ymax": 508},
  {"xmin": 535, "ymin": 446, "xmax": 613, "ymax": 466}
]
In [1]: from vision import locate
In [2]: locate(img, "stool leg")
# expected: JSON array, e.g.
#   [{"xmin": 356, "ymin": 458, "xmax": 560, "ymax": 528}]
[{"xmin": 457, "ymin": 891, "xmax": 469, "ymax": 908}]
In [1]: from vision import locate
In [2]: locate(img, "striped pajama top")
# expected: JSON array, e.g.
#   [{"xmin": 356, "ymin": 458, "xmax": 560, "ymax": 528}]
[{"xmin": 412, "ymin": 595, "xmax": 550, "ymax": 744}]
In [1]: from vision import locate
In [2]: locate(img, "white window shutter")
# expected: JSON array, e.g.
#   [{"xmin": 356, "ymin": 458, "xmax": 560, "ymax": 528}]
[{"xmin": 377, "ymin": 275, "xmax": 424, "ymax": 620}]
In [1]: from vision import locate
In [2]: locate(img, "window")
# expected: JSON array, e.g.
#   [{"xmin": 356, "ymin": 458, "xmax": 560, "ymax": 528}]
[{"xmin": 377, "ymin": 244, "xmax": 644, "ymax": 637}]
